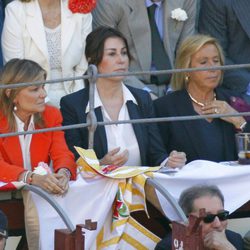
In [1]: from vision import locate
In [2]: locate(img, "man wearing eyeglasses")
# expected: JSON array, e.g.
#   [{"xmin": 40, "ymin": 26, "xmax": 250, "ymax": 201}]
[{"xmin": 155, "ymin": 185, "xmax": 243, "ymax": 249}]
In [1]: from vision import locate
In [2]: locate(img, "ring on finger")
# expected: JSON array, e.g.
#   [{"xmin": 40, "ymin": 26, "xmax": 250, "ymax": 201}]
[{"xmin": 214, "ymin": 108, "xmax": 218, "ymax": 114}]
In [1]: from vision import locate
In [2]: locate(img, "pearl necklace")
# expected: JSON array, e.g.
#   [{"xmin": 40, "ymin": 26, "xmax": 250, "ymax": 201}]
[{"xmin": 188, "ymin": 92, "xmax": 216, "ymax": 107}]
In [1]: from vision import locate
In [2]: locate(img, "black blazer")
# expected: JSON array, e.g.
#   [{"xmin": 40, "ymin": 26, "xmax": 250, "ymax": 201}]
[
  {"xmin": 154, "ymin": 88, "xmax": 242, "ymax": 163},
  {"xmin": 60, "ymin": 85, "xmax": 167, "ymax": 166},
  {"xmin": 199, "ymin": 0, "xmax": 250, "ymax": 94}
]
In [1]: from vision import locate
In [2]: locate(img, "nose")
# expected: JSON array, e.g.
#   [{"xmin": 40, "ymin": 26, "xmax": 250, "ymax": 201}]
[
  {"xmin": 40, "ymin": 87, "xmax": 47, "ymax": 98},
  {"xmin": 117, "ymin": 53, "xmax": 126, "ymax": 64},
  {"xmin": 211, "ymin": 216, "xmax": 222, "ymax": 228},
  {"xmin": 208, "ymin": 60, "xmax": 220, "ymax": 71}
]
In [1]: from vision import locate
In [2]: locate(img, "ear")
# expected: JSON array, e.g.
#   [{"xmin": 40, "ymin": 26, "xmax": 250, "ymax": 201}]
[{"xmin": 5, "ymin": 89, "xmax": 11, "ymax": 98}]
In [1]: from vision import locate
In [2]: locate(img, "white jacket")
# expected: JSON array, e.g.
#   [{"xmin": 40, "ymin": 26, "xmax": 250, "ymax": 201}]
[{"xmin": 2, "ymin": 0, "xmax": 92, "ymax": 97}]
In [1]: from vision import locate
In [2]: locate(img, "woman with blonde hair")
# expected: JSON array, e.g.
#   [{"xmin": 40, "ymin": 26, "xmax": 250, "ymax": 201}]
[
  {"xmin": 154, "ymin": 34, "xmax": 249, "ymax": 163},
  {"xmin": 2, "ymin": 0, "xmax": 92, "ymax": 107},
  {"xmin": 0, "ymin": 58, "xmax": 76, "ymax": 249}
]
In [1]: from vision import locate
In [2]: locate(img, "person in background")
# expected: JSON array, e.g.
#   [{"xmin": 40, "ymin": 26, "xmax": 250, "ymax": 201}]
[
  {"xmin": 0, "ymin": 210, "xmax": 8, "ymax": 250},
  {"xmin": 154, "ymin": 35, "xmax": 249, "ymax": 163},
  {"xmin": 0, "ymin": 58, "xmax": 76, "ymax": 249},
  {"xmin": 61, "ymin": 26, "xmax": 186, "ymax": 168},
  {"xmin": 199, "ymin": 0, "xmax": 250, "ymax": 103},
  {"xmin": 2, "ymin": 0, "xmax": 92, "ymax": 107},
  {"xmin": 92, "ymin": 0, "xmax": 196, "ymax": 97},
  {"xmin": 155, "ymin": 185, "xmax": 243, "ymax": 249}
]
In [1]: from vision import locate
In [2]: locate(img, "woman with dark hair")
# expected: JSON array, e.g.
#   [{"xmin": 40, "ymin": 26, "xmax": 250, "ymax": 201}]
[{"xmin": 60, "ymin": 26, "xmax": 186, "ymax": 168}]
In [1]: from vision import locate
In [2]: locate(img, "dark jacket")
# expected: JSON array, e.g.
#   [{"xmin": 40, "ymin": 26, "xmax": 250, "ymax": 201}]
[
  {"xmin": 154, "ymin": 88, "xmax": 250, "ymax": 163},
  {"xmin": 199, "ymin": 0, "xmax": 250, "ymax": 94},
  {"xmin": 60, "ymin": 85, "xmax": 167, "ymax": 165}
]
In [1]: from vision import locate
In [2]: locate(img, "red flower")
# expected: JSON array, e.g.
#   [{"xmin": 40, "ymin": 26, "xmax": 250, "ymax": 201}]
[{"xmin": 68, "ymin": 0, "xmax": 96, "ymax": 14}]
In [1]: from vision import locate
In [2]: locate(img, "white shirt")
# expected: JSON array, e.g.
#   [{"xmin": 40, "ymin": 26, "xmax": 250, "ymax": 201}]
[
  {"xmin": 14, "ymin": 113, "xmax": 35, "ymax": 171},
  {"xmin": 86, "ymin": 84, "xmax": 141, "ymax": 166}
]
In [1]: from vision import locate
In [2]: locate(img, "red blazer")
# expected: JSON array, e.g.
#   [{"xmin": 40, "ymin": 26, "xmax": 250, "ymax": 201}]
[{"xmin": 0, "ymin": 105, "xmax": 76, "ymax": 182}]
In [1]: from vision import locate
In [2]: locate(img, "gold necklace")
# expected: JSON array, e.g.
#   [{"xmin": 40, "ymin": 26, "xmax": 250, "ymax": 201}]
[{"xmin": 188, "ymin": 92, "xmax": 216, "ymax": 107}]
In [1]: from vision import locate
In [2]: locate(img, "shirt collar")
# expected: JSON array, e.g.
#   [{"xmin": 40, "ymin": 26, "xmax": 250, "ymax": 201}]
[
  {"xmin": 145, "ymin": 0, "xmax": 163, "ymax": 8},
  {"xmin": 85, "ymin": 83, "xmax": 138, "ymax": 113},
  {"xmin": 13, "ymin": 113, "xmax": 35, "ymax": 132}
]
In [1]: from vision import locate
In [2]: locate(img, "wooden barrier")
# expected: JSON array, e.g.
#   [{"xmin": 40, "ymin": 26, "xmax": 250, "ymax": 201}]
[
  {"xmin": 0, "ymin": 189, "xmax": 249, "ymax": 250},
  {"xmin": 172, "ymin": 209, "xmax": 206, "ymax": 250},
  {"xmin": 54, "ymin": 219, "xmax": 97, "ymax": 250}
]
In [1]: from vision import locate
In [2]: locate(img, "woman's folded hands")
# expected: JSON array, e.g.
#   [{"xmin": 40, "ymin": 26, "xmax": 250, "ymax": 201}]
[
  {"xmin": 32, "ymin": 170, "xmax": 70, "ymax": 195},
  {"xmin": 166, "ymin": 150, "xmax": 187, "ymax": 169}
]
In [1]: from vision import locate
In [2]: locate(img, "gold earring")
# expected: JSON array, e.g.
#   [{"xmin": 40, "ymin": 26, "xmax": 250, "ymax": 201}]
[{"xmin": 185, "ymin": 75, "xmax": 190, "ymax": 83}]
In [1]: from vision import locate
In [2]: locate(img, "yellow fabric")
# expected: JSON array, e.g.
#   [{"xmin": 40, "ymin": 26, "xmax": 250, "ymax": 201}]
[
  {"xmin": 76, "ymin": 147, "xmax": 161, "ymax": 249},
  {"xmin": 76, "ymin": 147, "xmax": 161, "ymax": 179}
]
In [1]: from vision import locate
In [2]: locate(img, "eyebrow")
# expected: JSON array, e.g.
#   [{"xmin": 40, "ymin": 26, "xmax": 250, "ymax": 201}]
[
  {"xmin": 104, "ymin": 47, "xmax": 127, "ymax": 51},
  {"xmin": 197, "ymin": 55, "xmax": 219, "ymax": 59}
]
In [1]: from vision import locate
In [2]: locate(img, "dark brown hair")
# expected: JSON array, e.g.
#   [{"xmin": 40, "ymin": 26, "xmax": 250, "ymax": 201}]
[{"xmin": 85, "ymin": 26, "xmax": 132, "ymax": 66}]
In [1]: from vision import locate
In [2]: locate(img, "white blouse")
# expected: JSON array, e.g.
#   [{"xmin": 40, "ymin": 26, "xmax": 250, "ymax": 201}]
[
  {"xmin": 86, "ymin": 84, "xmax": 141, "ymax": 166},
  {"xmin": 14, "ymin": 113, "xmax": 35, "ymax": 171}
]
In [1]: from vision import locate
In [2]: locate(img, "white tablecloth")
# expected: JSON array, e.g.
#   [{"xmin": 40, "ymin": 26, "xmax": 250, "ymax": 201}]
[
  {"xmin": 31, "ymin": 160, "xmax": 250, "ymax": 249},
  {"xmin": 31, "ymin": 175, "xmax": 119, "ymax": 250},
  {"xmin": 154, "ymin": 160, "xmax": 250, "ymax": 221}
]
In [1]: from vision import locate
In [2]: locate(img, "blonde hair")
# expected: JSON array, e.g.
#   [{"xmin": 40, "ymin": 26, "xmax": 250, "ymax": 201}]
[
  {"xmin": 0, "ymin": 59, "xmax": 47, "ymax": 131},
  {"xmin": 171, "ymin": 35, "xmax": 225, "ymax": 90}
]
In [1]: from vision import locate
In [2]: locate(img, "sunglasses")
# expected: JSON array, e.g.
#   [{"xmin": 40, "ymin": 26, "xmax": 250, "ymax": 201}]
[{"xmin": 203, "ymin": 210, "xmax": 229, "ymax": 224}]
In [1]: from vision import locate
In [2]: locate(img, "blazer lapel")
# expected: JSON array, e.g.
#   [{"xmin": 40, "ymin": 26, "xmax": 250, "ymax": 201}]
[
  {"xmin": 30, "ymin": 131, "xmax": 51, "ymax": 168},
  {"xmin": 25, "ymin": 1, "xmax": 49, "ymax": 59},
  {"xmin": 61, "ymin": 0, "xmax": 76, "ymax": 56},
  {"xmin": 126, "ymin": 0, "xmax": 151, "ymax": 71},
  {"xmin": 232, "ymin": 0, "xmax": 250, "ymax": 39},
  {"xmin": 94, "ymin": 107, "xmax": 108, "ymax": 155},
  {"xmin": 126, "ymin": 100, "xmax": 146, "ymax": 164},
  {"xmin": 215, "ymin": 89, "xmax": 237, "ymax": 160},
  {"xmin": 163, "ymin": 0, "xmax": 184, "ymax": 66}
]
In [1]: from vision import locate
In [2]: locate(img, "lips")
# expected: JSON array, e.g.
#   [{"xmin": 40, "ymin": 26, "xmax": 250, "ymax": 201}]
[
  {"xmin": 207, "ymin": 75, "xmax": 219, "ymax": 80},
  {"xmin": 114, "ymin": 69, "xmax": 127, "ymax": 72}
]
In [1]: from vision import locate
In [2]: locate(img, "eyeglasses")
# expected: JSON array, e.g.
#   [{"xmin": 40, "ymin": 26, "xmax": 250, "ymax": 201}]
[{"xmin": 203, "ymin": 210, "xmax": 229, "ymax": 224}]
